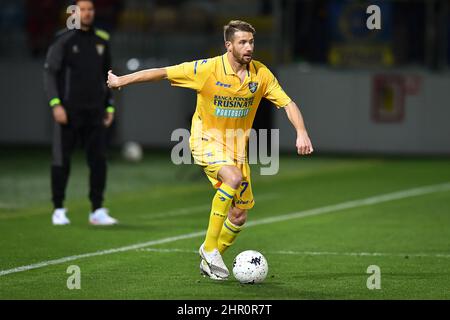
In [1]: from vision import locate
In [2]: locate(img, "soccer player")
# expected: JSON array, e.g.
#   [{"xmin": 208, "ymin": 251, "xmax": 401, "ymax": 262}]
[
  {"xmin": 44, "ymin": 0, "xmax": 118, "ymax": 226},
  {"xmin": 107, "ymin": 20, "xmax": 313, "ymax": 280}
]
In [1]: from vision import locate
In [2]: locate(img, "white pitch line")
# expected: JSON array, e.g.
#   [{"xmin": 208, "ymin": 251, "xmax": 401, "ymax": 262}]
[
  {"xmin": 0, "ymin": 232, "xmax": 204, "ymax": 277},
  {"xmin": 137, "ymin": 248, "xmax": 450, "ymax": 259},
  {"xmin": 1, "ymin": 182, "xmax": 449, "ymax": 277},
  {"xmin": 245, "ymin": 182, "xmax": 450, "ymax": 228},
  {"xmin": 138, "ymin": 248, "xmax": 198, "ymax": 254},
  {"xmin": 142, "ymin": 204, "xmax": 210, "ymax": 219},
  {"xmin": 138, "ymin": 193, "xmax": 280, "ymax": 219}
]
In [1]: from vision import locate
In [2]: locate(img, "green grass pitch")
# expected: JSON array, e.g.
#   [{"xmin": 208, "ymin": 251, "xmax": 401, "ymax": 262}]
[{"xmin": 0, "ymin": 148, "xmax": 449, "ymax": 299}]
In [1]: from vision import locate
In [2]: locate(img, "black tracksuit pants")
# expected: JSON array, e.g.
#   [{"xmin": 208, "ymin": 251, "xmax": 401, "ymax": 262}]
[{"xmin": 51, "ymin": 109, "xmax": 107, "ymax": 211}]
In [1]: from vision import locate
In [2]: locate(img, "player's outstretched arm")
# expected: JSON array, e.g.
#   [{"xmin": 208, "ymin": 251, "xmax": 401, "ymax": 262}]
[
  {"xmin": 107, "ymin": 68, "xmax": 168, "ymax": 89},
  {"xmin": 284, "ymin": 101, "xmax": 314, "ymax": 155}
]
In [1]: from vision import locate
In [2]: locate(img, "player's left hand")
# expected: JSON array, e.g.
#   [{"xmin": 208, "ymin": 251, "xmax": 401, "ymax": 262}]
[
  {"xmin": 104, "ymin": 111, "xmax": 114, "ymax": 128},
  {"xmin": 296, "ymin": 131, "xmax": 313, "ymax": 155}
]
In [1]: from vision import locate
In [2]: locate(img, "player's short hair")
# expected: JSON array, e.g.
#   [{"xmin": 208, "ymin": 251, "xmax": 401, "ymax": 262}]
[{"xmin": 224, "ymin": 20, "xmax": 256, "ymax": 42}]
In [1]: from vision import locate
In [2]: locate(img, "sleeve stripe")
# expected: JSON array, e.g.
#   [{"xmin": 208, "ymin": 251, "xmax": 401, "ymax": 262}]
[{"xmin": 194, "ymin": 60, "xmax": 198, "ymax": 75}]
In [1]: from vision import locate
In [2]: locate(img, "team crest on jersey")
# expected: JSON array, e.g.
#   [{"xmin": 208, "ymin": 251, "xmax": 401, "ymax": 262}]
[
  {"xmin": 72, "ymin": 45, "xmax": 79, "ymax": 53},
  {"xmin": 96, "ymin": 44, "xmax": 105, "ymax": 55},
  {"xmin": 249, "ymin": 82, "xmax": 258, "ymax": 93}
]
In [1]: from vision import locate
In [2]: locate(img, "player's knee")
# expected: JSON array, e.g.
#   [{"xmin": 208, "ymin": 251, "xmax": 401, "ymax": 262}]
[
  {"xmin": 230, "ymin": 175, "xmax": 242, "ymax": 189},
  {"xmin": 227, "ymin": 171, "xmax": 243, "ymax": 189},
  {"xmin": 229, "ymin": 207, "xmax": 247, "ymax": 226},
  {"xmin": 219, "ymin": 166, "xmax": 243, "ymax": 189}
]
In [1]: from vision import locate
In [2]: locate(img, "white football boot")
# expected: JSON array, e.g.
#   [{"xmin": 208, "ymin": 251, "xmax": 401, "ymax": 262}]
[
  {"xmin": 89, "ymin": 208, "xmax": 118, "ymax": 226},
  {"xmin": 200, "ymin": 259, "xmax": 227, "ymax": 281},
  {"xmin": 199, "ymin": 243, "xmax": 229, "ymax": 280},
  {"xmin": 52, "ymin": 208, "xmax": 70, "ymax": 225}
]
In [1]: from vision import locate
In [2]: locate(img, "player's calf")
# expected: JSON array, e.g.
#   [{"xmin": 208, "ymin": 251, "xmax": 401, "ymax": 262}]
[
  {"xmin": 228, "ymin": 206, "xmax": 247, "ymax": 226},
  {"xmin": 218, "ymin": 207, "xmax": 247, "ymax": 254},
  {"xmin": 203, "ymin": 182, "xmax": 237, "ymax": 252}
]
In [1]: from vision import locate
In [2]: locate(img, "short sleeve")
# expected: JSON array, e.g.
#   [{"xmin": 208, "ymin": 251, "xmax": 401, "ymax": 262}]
[
  {"xmin": 262, "ymin": 69, "xmax": 292, "ymax": 108},
  {"xmin": 166, "ymin": 59, "xmax": 212, "ymax": 91}
]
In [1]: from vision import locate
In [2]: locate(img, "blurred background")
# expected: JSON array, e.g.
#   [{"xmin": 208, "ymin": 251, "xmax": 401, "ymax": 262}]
[{"xmin": 0, "ymin": 0, "xmax": 449, "ymax": 154}]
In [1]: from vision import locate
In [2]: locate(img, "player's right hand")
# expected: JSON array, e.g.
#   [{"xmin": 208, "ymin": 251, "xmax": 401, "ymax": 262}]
[
  {"xmin": 53, "ymin": 105, "xmax": 68, "ymax": 125},
  {"xmin": 296, "ymin": 131, "xmax": 314, "ymax": 155},
  {"xmin": 107, "ymin": 70, "xmax": 121, "ymax": 90}
]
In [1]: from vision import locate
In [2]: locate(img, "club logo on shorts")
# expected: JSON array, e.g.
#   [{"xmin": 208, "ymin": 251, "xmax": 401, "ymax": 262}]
[{"xmin": 249, "ymin": 82, "xmax": 258, "ymax": 93}]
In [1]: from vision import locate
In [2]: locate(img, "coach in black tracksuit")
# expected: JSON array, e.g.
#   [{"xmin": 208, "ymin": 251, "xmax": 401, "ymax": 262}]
[{"xmin": 44, "ymin": 0, "xmax": 117, "ymax": 225}]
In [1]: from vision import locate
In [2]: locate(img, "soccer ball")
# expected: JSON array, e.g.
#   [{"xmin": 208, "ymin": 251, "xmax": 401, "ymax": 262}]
[
  {"xmin": 122, "ymin": 141, "xmax": 143, "ymax": 162},
  {"xmin": 232, "ymin": 250, "xmax": 268, "ymax": 284}
]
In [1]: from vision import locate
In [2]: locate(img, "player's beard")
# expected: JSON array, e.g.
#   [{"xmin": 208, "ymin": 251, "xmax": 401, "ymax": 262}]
[{"xmin": 232, "ymin": 48, "xmax": 252, "ymax": 65}]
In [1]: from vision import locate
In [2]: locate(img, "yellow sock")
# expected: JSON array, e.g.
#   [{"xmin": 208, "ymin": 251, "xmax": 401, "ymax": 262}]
[
  {"xmin": 218, "ymin": 218, "xmax": 243, "ymax": 254},
  {"xmin": 204, "ymin": 183, "xmax": 236, "ymax": 252}
]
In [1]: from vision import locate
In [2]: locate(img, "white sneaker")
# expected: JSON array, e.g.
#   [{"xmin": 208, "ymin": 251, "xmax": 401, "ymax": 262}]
[
  {"xmin": 52, "ymin": 208, "xmax": 70, "ymax": 225},
  {"xmin": 200, "ymin": 259, "xmax": 227, "ymax": 281},
  {"xmin": 199, "ymin": 243, "xmax": 229, "ymax": 279},
  {"xmin": 89, "ymin": 208, "xmax": 118, "ymax": 226}
]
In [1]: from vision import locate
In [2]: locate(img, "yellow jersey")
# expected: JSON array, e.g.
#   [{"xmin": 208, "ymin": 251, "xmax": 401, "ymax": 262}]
[{"xmin": 166, "ymin": 53, "xmax": 291, "ymax": 162}]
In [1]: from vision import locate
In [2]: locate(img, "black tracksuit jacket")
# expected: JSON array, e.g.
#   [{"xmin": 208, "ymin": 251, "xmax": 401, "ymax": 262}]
[{"xmin": 44, "ymin": 27, "xmax": 114, "ymax": 124}]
